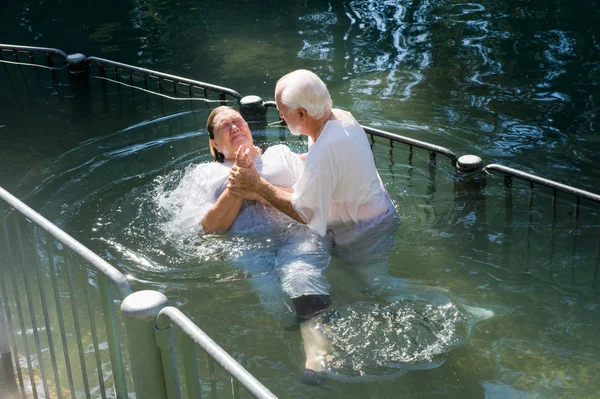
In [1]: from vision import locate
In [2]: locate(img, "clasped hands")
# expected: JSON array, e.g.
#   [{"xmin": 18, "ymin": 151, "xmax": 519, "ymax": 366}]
[{"xmin": 227, "ymin": 145, "xmax": 263, "ymax": 201}]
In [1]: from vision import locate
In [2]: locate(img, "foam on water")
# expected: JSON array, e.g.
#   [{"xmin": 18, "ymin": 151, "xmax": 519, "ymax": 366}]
[{"xmin": 315, "ymin": 291, "xmax": 493, "ymax": 380}]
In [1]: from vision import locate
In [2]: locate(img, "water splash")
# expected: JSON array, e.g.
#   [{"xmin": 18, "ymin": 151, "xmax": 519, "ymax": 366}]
[{"xmin": 315, "ymin": 294, "xmax": 492, "ymax": 379}]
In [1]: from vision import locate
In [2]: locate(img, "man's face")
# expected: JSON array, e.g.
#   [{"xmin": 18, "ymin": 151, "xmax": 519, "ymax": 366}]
[
  {"xmin": 276, "ymin": 86, "xmax": 304, "ymax": 136},
  {"xmin": 211, "ymin": 110, "xmax": 253, "ymax": 159}
]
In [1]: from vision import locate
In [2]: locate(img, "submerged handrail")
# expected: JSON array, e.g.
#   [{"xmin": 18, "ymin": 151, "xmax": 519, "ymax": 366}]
[
  {"xmin": 86, "ymin": 56, "xmax": 242, "ymax": 100},
  {"xmin": 362, "ymin": 125, "xmax": 458, "ymax": 165},
  {"xmin": 156, "ymin": 307, "xmax": 278, "ymax": 399},
  {"xmin": 485, "ymin": 164, "xmax": 600, "ymax": 204},
  {"xmin": 0, "ymin": 43, "xmax": 68, "ymax": 60},
  {"xmin": 0, "ymin": 186, "xmax": 132, "ymax": 299}
]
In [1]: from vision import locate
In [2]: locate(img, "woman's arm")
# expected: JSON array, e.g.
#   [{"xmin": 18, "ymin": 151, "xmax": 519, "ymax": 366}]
[
  {"xmin": 201, "ymin": 146, "xmax": 255, "ymax": 234},
  {"xmin": 201, "ymin": 187, "xmax": 244, "ymax": 234}
]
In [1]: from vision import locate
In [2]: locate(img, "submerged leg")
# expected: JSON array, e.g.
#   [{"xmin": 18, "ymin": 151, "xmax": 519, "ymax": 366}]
[
  {"xmin": 300, "ymin": 318, "xmax": 328, "ymax": 371},
  {"xmin": 461, "ymin": 303, "xmax": 494, "ymax": 321},
  {"xmin": 277, "ymin": 228, "xmax": 332, "ymax": 317}
]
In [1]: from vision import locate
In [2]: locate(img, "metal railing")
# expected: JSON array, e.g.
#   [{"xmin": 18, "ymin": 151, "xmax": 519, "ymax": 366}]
[
  {"xmin": 2, "ymin": 43, "xmax": 600, "ymax": 397},
  {"xmin": 0, "ymin": 185, "xmax": 277, "ymax": 398},
  {"xmin": 0, "ymin": 185, "xmax": 131, "ymax": 399},
  {"xmin": 86, "ymin": 56, "xmax": 242, "ymax": 104},
  {"xmin": 0, "ymin": 43, "xmax": 242, "ymax": 104},
  {"xmin": 482, "ymin": 164, "xmax": 600, "ymax": 289},
  {"xmin": 0, "ymin": 44, "xmax": 67, "ymax": 70},
  {"xmin": 156, "ymin": 307, "xmax": 278, "ymax": 399},
  {"xmin": 363, "ymin": 125, "xmax": 458, "ymax": 167}
]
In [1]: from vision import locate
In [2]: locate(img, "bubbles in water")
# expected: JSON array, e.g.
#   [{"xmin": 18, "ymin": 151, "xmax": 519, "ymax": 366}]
[{"xmin": 316, "ymin": 295, "xmax": 490, "ymax": 378}]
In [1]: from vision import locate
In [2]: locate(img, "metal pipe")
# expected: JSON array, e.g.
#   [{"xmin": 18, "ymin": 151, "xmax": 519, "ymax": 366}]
[
  {"xmin": 81, "ymin": 268, "xmax": 107, "ymax": 399},
  {"xmin": 232, "ymin": 378, "xmax": 240, "ymax": 399},
  {"xmin": 44, "ymin": 233, "xmax": 76, "ymax": 398},
  {"xmin": 64, "ymin": 252, "xmax": 91, "ymax": 399},
  {"xmin": 0, "ymin": 292, "xmax": 20, "ymax": 399},
  {"xmin": 182, "ymin": 336, "xmax": 201, "ymax": 399},
  {"xmin": 0, "ymin": 293, "xmax": 11, "ymax": 362},
  {"xmin": 527, "ymin": 182, "xmax": 534, "ymax": 266},
  {"xmin": 0, "ymin": 186, "xmax": 132, "ymax": 299},
  {"xmin": 28, "ymin": 224, "xmax": 62, "ymax": 399},
  {"xmin": 485, "ymin": 164, "xmax": 600, "ymax": 204},
  {"xmin": 157, "ymin": 307, "xmax": 277, "ymax": 399},
  {"xmin": 3, "ymin": 215, "xmax": 38, "ymax": 398},
  {"xmin": 14, "ymin": 218, "xmax": 50, "ymax": 399},
  {"xmin": 363, "ymin": 126, "xmax": 457, "ymax": 165},
  {"xmin": 154, "ymin": 322, "xmax": 181, "ymax": 399},
  {"xmin": 503, "ymin": 175, "xmax": 513, "ymax": 267},
  {"xmin": 98, "ymin": 276, "xmax": 128, "ymax": 399},
  {"xmin": 207, "ymin": 357, "xmax": 217, "ymax": 399},
  {"xmin": 571, "ymin": 198, "xmax": 581, "ymax": 286},
  {"xmin": 86, "ymin": 57, "xmax": 242, "ymax": 100},
  {"xmin": 594, "ymin": 231, "xmax": 600, "ymax": 291},
  {"xmin": 0, "ymin": 44, "xmax": 67, "ymax": 61},
  {"xmin": 0, "ymin": 202, "xmax": 26, "ymax": 397}
]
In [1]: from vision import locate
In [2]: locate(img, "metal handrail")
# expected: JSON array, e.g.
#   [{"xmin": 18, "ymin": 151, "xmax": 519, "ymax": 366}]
[
  {"xmin": 485, "ymin": 164, "xmax": 600, "ymax": 204},
  {"xmin": 362, "ymin": 125, "xmax": 458, "ymax": 165},
  {"xmin": 0, "ymin": 186, "xmax": 132, "ymax": 298},
  {"xmin": 156, "ymin": 306, "xmax": 278, "ymax": 399},
  {"xmin": 86, "ymin": 56, "xmax": 242, "ymax": 100},
  {"xmin": 0, "ymin": 43, "xmax": 68, "ymax": 60}
]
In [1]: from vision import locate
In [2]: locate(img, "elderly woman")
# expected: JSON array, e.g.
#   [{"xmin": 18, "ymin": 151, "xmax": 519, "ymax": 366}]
[
  {"xmin": 199, "ymin": 106, "xmax": 332, "ymax": 320},
  {"xmin": 191, "ymin": 106, "xmax": 335, "ymax": 382}
]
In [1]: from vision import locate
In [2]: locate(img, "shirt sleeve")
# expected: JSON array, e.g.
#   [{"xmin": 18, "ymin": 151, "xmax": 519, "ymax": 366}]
[
  {"xmin": 171, "ymin": 163, "xmax": 229, "ymax": 233},
  {"xmin": 291, "ymin": 154, "xmax": 335, "ymax": 236}
]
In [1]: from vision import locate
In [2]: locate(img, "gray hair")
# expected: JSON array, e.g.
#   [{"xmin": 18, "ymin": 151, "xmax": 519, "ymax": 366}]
[{"xmin": 276, "ymin": 69, "xmax": 332, "ymax": 119}]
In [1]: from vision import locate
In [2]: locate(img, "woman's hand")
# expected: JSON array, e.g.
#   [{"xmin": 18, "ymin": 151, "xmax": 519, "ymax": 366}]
[
  {"xmin": 234, "ymin": 145, "xmax": 253, "ymax": 168},
  {"xmin": 228, "ymin": 161, "xmax": 262, "ymax": 197}
]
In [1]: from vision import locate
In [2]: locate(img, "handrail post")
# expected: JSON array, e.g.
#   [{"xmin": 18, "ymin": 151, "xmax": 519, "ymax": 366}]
[
  {"xmin": 121, "ymin": 290, "xmax": 169, "ymax": 399},
  {"xmin": 454, "ymin": 155, "xmax": 487, "ymax": 230},
  {"xmin": 240, "ymin": 95, "xmax": 267, "ymax": 125},
  {"xmin": 66, "ymin": 52, "xmax": 93, "ymax": 115}
]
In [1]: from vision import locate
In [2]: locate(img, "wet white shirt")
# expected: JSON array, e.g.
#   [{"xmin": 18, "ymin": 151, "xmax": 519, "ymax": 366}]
[
  {"xmin": 164, "ymin": 144, "xmax": 304, "ymax": 235},
  {"xmin": 291, "ymin": 113, "xmax": 396, "ymax": 237}
]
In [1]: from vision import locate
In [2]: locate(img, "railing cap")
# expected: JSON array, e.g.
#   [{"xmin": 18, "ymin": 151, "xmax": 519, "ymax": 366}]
[
  {"xmin": 457, "ymin": 154, "xmax": 483, "ymax": 173},
  {"xmin": 121, "ymin": 290, "xmax": 168, "ymax": 320}
]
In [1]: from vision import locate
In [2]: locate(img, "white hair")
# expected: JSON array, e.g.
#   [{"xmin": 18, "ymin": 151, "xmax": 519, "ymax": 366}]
[{"xmin": 276, "ymin": 69, "xmax": 332, "ymax": 119}]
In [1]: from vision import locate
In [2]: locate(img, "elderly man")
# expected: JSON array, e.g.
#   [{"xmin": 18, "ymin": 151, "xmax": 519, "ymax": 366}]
[
  {"xmin": 229, "ymin": 69, "xmax": 396, "ymax": 241},
  {"xmin": 228, "ymin": 70, "xmax": 398, "ymax": 379}
]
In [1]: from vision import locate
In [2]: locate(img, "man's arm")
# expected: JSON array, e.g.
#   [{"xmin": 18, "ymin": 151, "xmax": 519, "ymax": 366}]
[
  {"xmin": 201, "ymin": 188, "xmax": 243, "ymax": 234},
  {"xmin": 256, "ymin": 180, "xmax": 306, "ymax": 223},
  {"xmin": 228, "ymin": 164, "xmax": 306, "ymax": 224}
]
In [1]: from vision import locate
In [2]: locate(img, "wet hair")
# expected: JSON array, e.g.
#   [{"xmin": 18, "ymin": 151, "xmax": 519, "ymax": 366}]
[
  {"xmin": 276, "ymin": 69, "xmax": 332, "ymax": 119},
  {"xmin": 206, "ymin": 106, "xmax": 239, "ymax": 163}
]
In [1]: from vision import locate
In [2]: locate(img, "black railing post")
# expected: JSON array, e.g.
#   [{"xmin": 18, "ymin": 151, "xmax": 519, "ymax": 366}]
[
  {"xmin": 240, "ymin": 95, "xmax": 267, "ymax": 126},
  {"xmin": 66, "ymin": 53, "xmax": 92, "ymax": 115},
  {"xmin": 66, "ymin": 53, "xmax": 87, "ymax": 75},
  {"xmin": 454, "ymin": 154, "xmax": 487, "ymax": 231}
]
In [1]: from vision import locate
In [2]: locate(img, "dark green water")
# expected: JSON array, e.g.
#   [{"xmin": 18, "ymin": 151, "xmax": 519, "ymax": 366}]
[{"xmin": 1, "ymin": 0, "xmax": 600, "ymax": 398}]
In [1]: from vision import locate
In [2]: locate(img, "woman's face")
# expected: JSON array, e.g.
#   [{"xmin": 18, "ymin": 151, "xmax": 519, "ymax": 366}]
[{"xmin": 210, "ymin": 109, "xmax": 253, "ymax": 161}]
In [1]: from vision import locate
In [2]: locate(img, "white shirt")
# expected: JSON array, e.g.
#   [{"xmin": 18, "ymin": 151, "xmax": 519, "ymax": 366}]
[
  {"xmin": 291, "ymin": 113, "xmax": 396, "ymax": 237},
  {"xmin": 163, "ymin": 144, "xmax": 304, "ymax": 236}
]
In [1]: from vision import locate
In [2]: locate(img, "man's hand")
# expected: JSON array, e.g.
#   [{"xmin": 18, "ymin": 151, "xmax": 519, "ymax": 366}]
[{"xmin": 228, "ymin": 161, "xmax": 263, "ymax": 198}]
